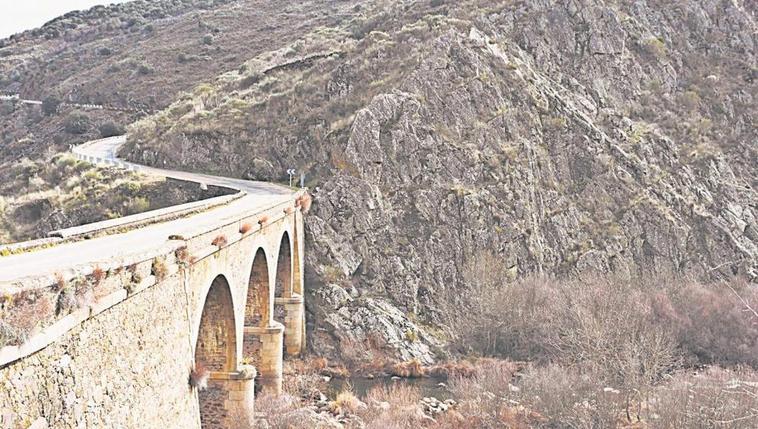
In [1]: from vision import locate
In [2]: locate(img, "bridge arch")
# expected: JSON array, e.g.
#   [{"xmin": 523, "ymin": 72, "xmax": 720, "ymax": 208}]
[
  {"xmin": 195, "ymin": 274, "xmax": 237, "ymax": 372},
  {"xmin": 195, "ymin": 275, "xmax": 237, "ymax": 428},
  {"xmin": 245, "ymin": 248, "xmax": 271, "ymax": 328},
  {"xmin": 275, "ymin": 232, "xmax": 293, "ymax": 299}
]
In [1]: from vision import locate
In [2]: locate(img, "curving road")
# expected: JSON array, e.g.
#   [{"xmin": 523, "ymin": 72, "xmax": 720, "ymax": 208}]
[{"xmin": 0, "ymin": 136, "xmax": 296, "ymax": 283}]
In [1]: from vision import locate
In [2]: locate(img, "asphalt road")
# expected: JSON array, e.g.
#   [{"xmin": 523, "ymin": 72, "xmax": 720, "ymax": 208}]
[{"xmin": 0, "ymin": 136, "xmax": 295, "ymax": 283}]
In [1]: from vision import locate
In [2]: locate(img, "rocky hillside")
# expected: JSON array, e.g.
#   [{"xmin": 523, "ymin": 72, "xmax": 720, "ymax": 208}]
[
  {"xmin": 123, "ymin": 0, "xmax": 756, "ymax": 362},
  {"xmin": 0, "ymin": 0, "xmax": 360, "ymax": 242},
  {"xmin": 1, "ymin": 0, "xmax": 755, "ymax": 363}
]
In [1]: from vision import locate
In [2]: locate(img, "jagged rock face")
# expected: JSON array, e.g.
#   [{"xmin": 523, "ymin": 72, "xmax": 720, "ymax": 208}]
[{"xmin": 125, "ymin": 0, "xmax": 757, "ymax": 362}]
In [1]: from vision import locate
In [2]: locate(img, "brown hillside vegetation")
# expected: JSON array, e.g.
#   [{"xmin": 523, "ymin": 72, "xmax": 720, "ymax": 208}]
[
  {"xmin": 1, "ymin": 0, "xmax": 756, "ymax": 381},
  {"xmin": 122, "ymin": 0, "xmax": 756, "ymax": 362}
]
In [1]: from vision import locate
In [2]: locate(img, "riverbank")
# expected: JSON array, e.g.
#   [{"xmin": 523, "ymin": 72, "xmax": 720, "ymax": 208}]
[{"xmin": 256, "ymin": 357, "xmax": 758, "ymax": 429}]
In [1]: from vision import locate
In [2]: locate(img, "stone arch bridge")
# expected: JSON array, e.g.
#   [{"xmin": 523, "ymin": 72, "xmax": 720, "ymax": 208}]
[{"xmin": 0, "ymin": 137, "xmax": 308, "ymax": 428}]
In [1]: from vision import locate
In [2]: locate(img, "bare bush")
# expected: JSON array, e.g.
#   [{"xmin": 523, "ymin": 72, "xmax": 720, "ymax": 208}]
[
  {"xmin": 648, "ymin": 366, "xmax": 758, "ymax": 428},
  {"xmin": 654, "ymin": 276, "xmax": 758, "ymax": 367},
  {"xmin": 255, "ymin": 393, "xmax": 332, "ymax": 428},
  {"xmin": 445, "ymin": 254, "xmax": 756, "ymax": 386},
  {"xmin": 359, "ymin": 384, "xmax": 428, "ymax": 429}
]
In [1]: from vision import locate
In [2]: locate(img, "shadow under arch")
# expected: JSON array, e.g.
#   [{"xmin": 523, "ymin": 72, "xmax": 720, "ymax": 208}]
[
  {"xmin": 275, "ymin": 231, "xmax": 293, "ymax": 299},
  {"xmin": 195, "ymin": 274, "xmax": 237, "ymax": 427},
  {"xmin": 245, "ymin": 248, "xmax": 270, "ymax": 328}
]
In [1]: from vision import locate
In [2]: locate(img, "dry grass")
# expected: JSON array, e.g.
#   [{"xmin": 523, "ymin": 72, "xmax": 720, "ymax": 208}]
[
  {"xmin": 365, "ymin": 383, "xmax": 422, "ymax": 408},
  {"xmin": 255, "ymin": 393, "xmax": 319, "ymax": 429},
  {"xmin": 427, "ymin": 360, "xmax": 477, "ymax": 379},
  {"xmin": 310, "ymin": 357, "xmax": 329, "ymax": 371},
  {"xmin": 54, "ymin": 272, "xmax": 67, "ymax": 291},
  {"xmin": 211, "ymin": 234, "xmax": 228, "ymax": 248},
  {"xmin": 359, "ymin": 384, "xmax": 428, "ymax": 429},
  {"xmin": 329, "ymin": 388, "xmax": 365, "ymax": 415},
  {"xmin": 151, "ymin": 257, "xmax": 168, "ymax": 281},
  {"xmin": 390, "ymin": 359, "xmax": 425, "ymax": 378}
]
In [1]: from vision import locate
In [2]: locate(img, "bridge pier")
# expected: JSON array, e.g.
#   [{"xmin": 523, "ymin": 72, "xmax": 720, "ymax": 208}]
[
  {"xmin": 243, "ymin": 323, "xmax": 284, "ymax": 394},
  {"xmin": 201, "ymin": 366, "xmax": 256, "ymax": 429},
  {"xmin": 275, "ymin": 294, "xmax": 305, "ymax": 357}
]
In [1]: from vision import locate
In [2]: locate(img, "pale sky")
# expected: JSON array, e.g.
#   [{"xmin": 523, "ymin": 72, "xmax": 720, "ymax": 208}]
[{"xmin": 0, "ymin": 0, "xmax": 132, "ymax": 39}]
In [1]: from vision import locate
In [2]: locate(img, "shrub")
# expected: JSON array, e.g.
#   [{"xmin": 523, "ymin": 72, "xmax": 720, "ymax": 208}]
[
  {"xmin": 91, "ymin": 266, "xmax": 106, "ymax": 286},
  {"xmin": 211, "ymin": 234, "xmax": 228, "ymax": 248},
  {"xmin": 54, "ymin": 272, "xmax": 66, "ymax": 291},
  {"xmin": 151, "ymin": 257, "xmax": 168, "ymax": 281},
  {"xmin": 175, "ymin": 246, "xmax": 190, "ymax": 265},
  {"xmin": 654, "ymin": 277, "xmax": 758, "ymax": 367},
  {"xmin": 257, "ymin": 215, "xmax": 270, "ymax": 226},
  {"xmin": 137, "ymin": 63, "xmax": 154, "ymax": 75},
  {"xmin": 42, "ymin": 96, "xmax": 60, "ymax": 115},
  {"xmin": 642, "ymin": 36, "xmax": 666, "ymax": 58},
  {"xmin": 64, "ymin": 112, "xmax": 90, "ymax": 134},
  {"xmin": 127, "ymin": 263, "xmax": 142, "ymax": 281},
  {"xmin": 0, "ymin": 320, "xmax": 22, "ymax": 348},
  {"xmin": 442, "ymin": 260, "xmax": 758, "ymax": 386},
  {"xmin": 329, "ymin": 388, "xmax": 364, "ymax": 414},
  {"xmin": 202, "ymin": 34, "xmax": 214, "ymax": 45},
  {"xmin": 189, "ymin": 362, "xmax": 209, "ymax": 390},
  {"xmin": 255, "ymin": 393, "xmax": 320, "ymax": 428},
  {"xmin": 648, "ymin": 366, "xmax": 758, "ymax": 428},
  {"xmin": 238, "ymin": 72, "xmax": 263, "ymax": 89},
  {"xmin": 390, "ymin": 359, "xmax": 424, "ymax": 378},
  {"xmin": 126, "ymin": 197, "xmax": 150, "ymax": 215},
  {"xmin": 295, "ymin": 193, "xmax": 313, "ymax": 214},
  {"xmin": 98, "ymin": 121, "xmax": 125, "ymax": 137},
  {"xmin": 239, "ymin": 223, "xmax": 253, "ymax": 234},
  {"xmin": 56, "ymin": 286, "xmax": 77, "ymax": 315}
]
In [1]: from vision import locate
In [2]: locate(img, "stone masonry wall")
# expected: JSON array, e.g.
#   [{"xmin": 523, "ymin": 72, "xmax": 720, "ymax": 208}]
[
  {"xmin": 198, "ymin": 381, "xmax": 227, "ymax": 429},
  {"xmin": 0, "ymin": 270, "xmax": 200, "ymax": 429}
]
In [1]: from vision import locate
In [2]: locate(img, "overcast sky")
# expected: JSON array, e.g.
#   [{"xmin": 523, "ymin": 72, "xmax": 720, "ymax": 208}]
[{"xmin": 0, "ymin": 0, "xmax": 132, "ymax": 39}]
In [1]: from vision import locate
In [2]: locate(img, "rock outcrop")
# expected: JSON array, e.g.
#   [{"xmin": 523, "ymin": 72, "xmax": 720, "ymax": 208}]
[{"xmin": 122, "ymin": 0, "xmax": 756, "ymax": 362}]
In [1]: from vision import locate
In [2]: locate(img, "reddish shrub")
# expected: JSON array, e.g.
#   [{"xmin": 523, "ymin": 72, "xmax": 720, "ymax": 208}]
[
  {"xmin": 54, "ymin": 272, "xmax": 66, "ymax": 292},
  {"xmin": 310, "ymin": 357, "xmax": 328, "ymax": 371},
  {"xmin": 258, "ymin": 215, "xmax": 270, "ymax": 226},
  {"xmin": 297, "ymin": 193, "xmax": 313, "ymax": 214},
  {"xmin": 175, "ymin": 246, "xmax": 190, "ymax": 265},
  {"xmin": 283, "ymin": 206, "xmax": 294, "ymax": 215},
  {"xmin": 239, "ymin": 223, "xmax": 253, "ymax": 234},
  {"xmin": 211, "ymin": 234, "xmax": 228, "ymax": 248},
  {"xmin": 91, "ymin": 266, "xmax": 106, "ymax": 285},
  {"xmin": 390, "ymin": 359, "xmax": 425, "ymax": 378}
]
